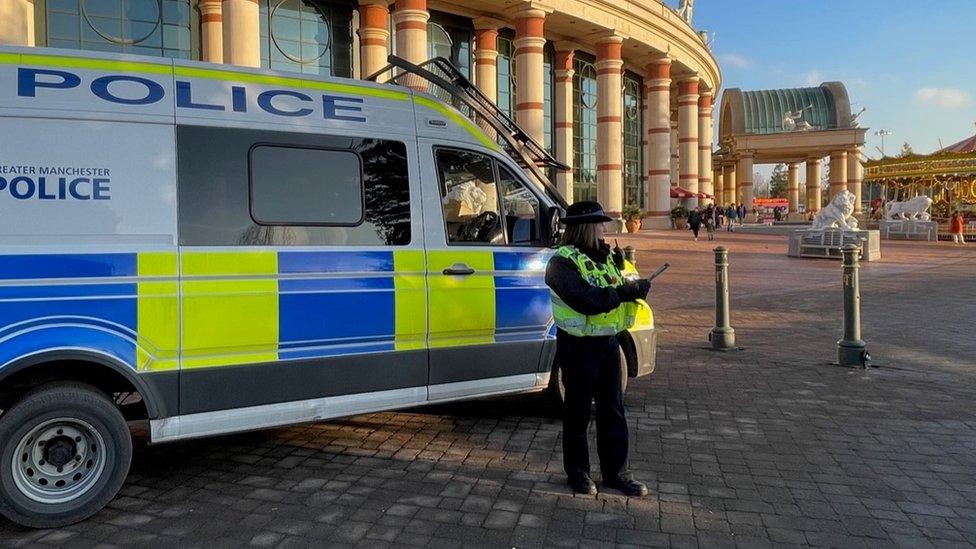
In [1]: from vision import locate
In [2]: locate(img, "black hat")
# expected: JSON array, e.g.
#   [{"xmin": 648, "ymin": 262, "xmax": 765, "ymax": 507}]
[{"xmin": 561, "ymin": 201, "xmax": 613, "ymax": 225}]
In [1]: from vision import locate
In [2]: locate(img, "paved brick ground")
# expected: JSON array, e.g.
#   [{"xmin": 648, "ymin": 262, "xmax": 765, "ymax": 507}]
[{"xmin": 2, "ymin": 232, "xmax": 975, "ymax": 548}]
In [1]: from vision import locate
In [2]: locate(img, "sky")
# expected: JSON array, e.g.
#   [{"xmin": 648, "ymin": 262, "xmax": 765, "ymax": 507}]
[{"xmin": 693, "ymin": 0, "xmax": 976, "ymax": 161}]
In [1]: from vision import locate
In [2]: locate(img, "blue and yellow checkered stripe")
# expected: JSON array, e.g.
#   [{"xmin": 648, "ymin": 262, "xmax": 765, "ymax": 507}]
[{"xmin": 0, "ymin": 248, "xmax": 555, "ymax": 372}]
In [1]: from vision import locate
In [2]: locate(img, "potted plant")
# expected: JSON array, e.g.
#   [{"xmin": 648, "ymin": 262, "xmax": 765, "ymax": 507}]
[
  {"xmin": 671, "ymin": 205, "xmax": 689, "ymax": 229},
  {"xmin": 622, "ymin": 203, "xmax": 643, "ymax": 233}
]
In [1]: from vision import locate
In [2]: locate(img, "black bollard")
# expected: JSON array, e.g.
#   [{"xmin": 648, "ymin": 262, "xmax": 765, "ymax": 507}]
[
  {"xmin": 838, "ymin": 244, "xmax": 869, "ymax": 367},
  {"xmin": 709, "ymin": 246, "xmax": 736, "ymax": 350}
]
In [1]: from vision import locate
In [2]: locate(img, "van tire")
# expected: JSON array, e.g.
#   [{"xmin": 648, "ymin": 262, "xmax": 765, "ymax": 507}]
[
  {"xmin": 548, "ymin": 347, "xmax": 629, "ymax": 406},
  {"xmin": 0, "ymin": 382, "xmax": 131, "ymax": 529}
]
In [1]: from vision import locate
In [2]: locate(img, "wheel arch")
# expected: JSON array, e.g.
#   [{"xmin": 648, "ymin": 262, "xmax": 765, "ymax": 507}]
[{"xmin": 0, "ymin": 351, "xmax": 163, "ymax": 419}]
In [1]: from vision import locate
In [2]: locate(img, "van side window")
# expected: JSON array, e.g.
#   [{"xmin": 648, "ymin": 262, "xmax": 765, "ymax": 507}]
[
  {"xmin": 178, "ymin": 126, "xmax": 411, "ymax": 246},
  {"xmin": 498, "ymin": 165, "xmax": 542, "ymax": 245},
  {"xmin": 436, "ymin": 148, "xmax": 505, "ymax": 245},
  {"xmin": 250, "ymin": 146, "xmax": 363, "ymax": 226}
]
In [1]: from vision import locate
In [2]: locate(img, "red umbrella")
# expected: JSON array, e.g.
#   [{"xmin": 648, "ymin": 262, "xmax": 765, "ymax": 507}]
[
  {"xmin": 697, "ymin": 191, "xmax": 713, "ymax": 199},
  {"xmin": 670, "ymin": 186, "xmax": 695, "ymax": 198}
]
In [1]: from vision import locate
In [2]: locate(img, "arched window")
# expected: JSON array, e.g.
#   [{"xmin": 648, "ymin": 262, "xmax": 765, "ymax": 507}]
[
  {"xmin": 424, "ymin": 12, "xmax": 472, "ymax": 78},
  {"xmin": 622, "ymin": 71, "xmax": 644, "ymax": 208},
  {"xmin": 260, "ymin": 0, "xmax": 353, "ymax": 76},
  {"xmin": 427, "ymin": 23, "xmax": 452, "ymax": 60},
  {"xmin": 573, "ymin": 53, "xmax": 597, "ymax": 203},
  {"xmin": 45, "ymin": 0, "xmax": 192, "ymax": 58}
]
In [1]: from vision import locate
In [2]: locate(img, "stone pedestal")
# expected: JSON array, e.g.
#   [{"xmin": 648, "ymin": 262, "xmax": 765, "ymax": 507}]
[
  {"xmin": 880, "ymin": 219, "xmax": 937, "ymax": 241},
  {"xmin": 788, "ymin": 229, "xmax": 881, "ymax": 261}
]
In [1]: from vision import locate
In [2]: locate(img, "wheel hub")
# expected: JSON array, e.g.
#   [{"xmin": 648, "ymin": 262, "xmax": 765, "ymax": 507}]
[
  {"xmin": 11, "ymin": 418, "xmax": 106, "ymax": 504},
  {"xmin": 43, "ymin": 436, "xmax": 76, "ymax": 468}
]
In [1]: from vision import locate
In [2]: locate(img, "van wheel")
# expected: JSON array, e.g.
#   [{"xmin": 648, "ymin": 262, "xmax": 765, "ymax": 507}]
[
  {"xmin": 549, "ymin": 348, "xmax": 629, "ymax": 406},
  {"xmin": 0, "ymin": 383, "xmax": 131, "ymax": 529}
]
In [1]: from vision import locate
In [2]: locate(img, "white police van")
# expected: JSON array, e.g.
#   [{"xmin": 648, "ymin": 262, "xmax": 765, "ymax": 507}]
[{"xmin": 0, "ymin": 46, "xmax": 657, "ymax": 527}]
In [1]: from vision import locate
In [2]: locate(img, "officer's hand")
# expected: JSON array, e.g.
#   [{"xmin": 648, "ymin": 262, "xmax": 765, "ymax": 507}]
[{"xmin": 617, "ymin": 279, "xmax": 651, "ymax": 302}]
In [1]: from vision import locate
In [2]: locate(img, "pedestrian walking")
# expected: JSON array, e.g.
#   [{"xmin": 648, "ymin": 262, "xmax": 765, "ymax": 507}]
[
  {"xmin": 545, "ymin": 201, "xmax": 651, "ymax": 497},
  {"xmin": 704, "ymin": 205, "xmax": 716, "ymax": 241},
  {"xmin": 737, "ymin": 203, "xmax": 746, "ymax": 225},
  {"xmin": 726, "ymin": 203, "xmax": 737, "ymax": 232},
  {"xmin": 688, "ymin": 207, "xmax": 703, "ymax": 241},
  {"xmin": 949, "ymin": 211, "xmax": 967, "ymax": 244}
]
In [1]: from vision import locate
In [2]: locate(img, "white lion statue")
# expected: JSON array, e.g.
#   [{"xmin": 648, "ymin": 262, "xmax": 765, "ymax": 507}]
[
  {"xmin": 884, "ymin": 196, "xmax": 933, "ymax": 221},
  {"xmin": 811, "ymin": 190, "xmax": 859, "ymax": 231}
]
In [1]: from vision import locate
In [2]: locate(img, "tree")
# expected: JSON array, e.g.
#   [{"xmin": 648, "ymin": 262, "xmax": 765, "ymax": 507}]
[
  {"xmin": 897, "ymin": 142, "xmax": 914, "ymax": 157},
  {"xmin": 768, "ymin": 163, "xmax": 788, "ymax": 198}
]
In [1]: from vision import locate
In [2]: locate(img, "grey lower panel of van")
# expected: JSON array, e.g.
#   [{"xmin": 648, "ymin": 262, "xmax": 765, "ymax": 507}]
[
  {"xmin": 150, "ymin": 372, "xmax": 549, "ymax": 443},
  {"xmin": 429, "ymin": 341, "xmax": 546, "ymax": 385},
  {"xmin": 178, "ymin": 350, "xmax": 427, "ymax": 415}
]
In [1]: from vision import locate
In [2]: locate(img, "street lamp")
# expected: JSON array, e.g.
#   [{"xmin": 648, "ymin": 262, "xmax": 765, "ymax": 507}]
[{"xmin": 874, "ymin": 129, "xmax": 893, "ymax": 157}]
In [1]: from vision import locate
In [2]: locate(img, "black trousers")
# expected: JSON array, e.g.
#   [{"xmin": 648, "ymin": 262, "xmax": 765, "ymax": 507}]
[{"xmin": 556, "ymin": 330, "xmax": 629, "ymax": 481}]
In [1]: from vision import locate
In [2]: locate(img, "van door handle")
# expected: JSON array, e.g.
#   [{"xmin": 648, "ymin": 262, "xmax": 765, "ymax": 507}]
[{"xmin": 442, "ymin": 263, "xmax": 475, "ymax": 276}]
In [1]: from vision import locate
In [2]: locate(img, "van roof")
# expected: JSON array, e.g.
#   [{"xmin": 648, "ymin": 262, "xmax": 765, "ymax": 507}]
[{"xmin": 0, "ymin": 45, "xmax": 499, "ymax": 151}]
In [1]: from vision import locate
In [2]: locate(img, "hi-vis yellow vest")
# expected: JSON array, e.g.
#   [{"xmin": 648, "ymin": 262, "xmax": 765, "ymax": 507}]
[{"xmin": 549, "ymin": 246, "xmax": 637, "ymax": 337}]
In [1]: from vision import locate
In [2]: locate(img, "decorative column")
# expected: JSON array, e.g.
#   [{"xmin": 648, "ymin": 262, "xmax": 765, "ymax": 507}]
[
  {"xmin": 514, "ymin": 8, "xmax": 547, "ymax": 143},
  {"xmin": 677, "ymin": 78, "xmax": 700, "ymax": 208},
  {"xmin": 595, "ymin": 34, "xmax": 624, "ymax": 224},
  {"xmin": 712, "ymin": 164, "xmax": 723, "ymax": 206},
  {"xmin": 698, "ymin": 88, "xmax": 714, "ymax": 205},
  {"xmin": 806, "ymin": 157, "xmax": 822, "ymax": 212},
  {"xmin": 358, "ymin": 0, "xmax": 390, "ymax": 79},
  {"xmin": 199, "ymin": 0, "xmax": 223, "ymax": 63},
  {"xmin": 787, "ymin": 162, "xmax": 800, "ymax": 212},
  {"xmin": 723, "ymin": 161, "xmax": 736, "ymax": 206},
  {"xmin": 669, "ymin": 116, "xmax": 679, "ymax": 188},
  {"xmin": 644, "ymin": 57, "xmax": 672, "ymax": 229},
  {"xmin": 736, "ymin": 152, "xmax": 754, "ymax": 219},
  {"xmin": 553, "ymin": 44, "xmax": 575, "ymax": 201},
  {"xmin": 393, "ymin": 0, "xmax": 429, "ymax": 66},
  {"xmin": 848, "ymin": 146, "xmax": 864, "ymax": 214},
  {"xmin": 0, "ymin": 0, "xmax": 34, "ymax": 46},
  {"xmin": 222, "ymin": 0, "xmax": 261, "ymax": 67},
  {"xmin": 473, "ymin": 19, "xmax": 501, "ymax": 103},
  {"xmin": 829, "ymin": 150, "xmax": 848, "ymax": 201}
]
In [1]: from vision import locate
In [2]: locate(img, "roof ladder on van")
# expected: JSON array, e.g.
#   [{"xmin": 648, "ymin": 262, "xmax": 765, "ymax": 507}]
[{"xmin": 367, "ymin": 56, "xmax": 570, "ymax": 207}]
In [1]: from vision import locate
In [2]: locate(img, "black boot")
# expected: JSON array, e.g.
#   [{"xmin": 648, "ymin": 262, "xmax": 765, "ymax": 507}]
[
  {"xmin": 603, "ymin": 476, "xmax": 648, "ymax": 497},
  {"xmin": 568, "ymin": 474, "xmax": 597, "ymax": 495}
]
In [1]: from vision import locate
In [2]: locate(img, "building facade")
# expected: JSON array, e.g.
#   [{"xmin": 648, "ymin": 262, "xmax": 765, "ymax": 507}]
[{"xmin": 0, "ymin": 0, "xmax": 721, "ymax": 227}]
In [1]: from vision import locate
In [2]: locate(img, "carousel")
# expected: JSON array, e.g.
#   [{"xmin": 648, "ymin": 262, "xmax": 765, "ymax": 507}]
[{"xmin": 864, "ymin": 130, "xmax": 976, "ymax": 237}]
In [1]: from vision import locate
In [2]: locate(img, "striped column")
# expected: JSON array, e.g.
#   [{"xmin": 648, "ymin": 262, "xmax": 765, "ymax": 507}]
[
  {"xmin": 643, "ymin": 57, "xmax": 672, "ymax": 228},
  {"xmin": 677, "ymin": 78, "xmax": 700, "ymax": 208},
  {"xmin": 358, "ymin": 0, "xmax": 390, "ymax": 79},
  {"xmin": 514, "ymin": 8, "xmax": 547, "ymax": 143},
  {"xmin": 723, "ymin": 161, "xmax": 736, "ymax": 207},
  {"xmin": 553, "ymin": 45, "xmax": 575, "ymax": 201},
  {"xmin": 393, "ymin": 0, "xmax": 429, "ymax": 67},
  {"xmin": 787, "ymin": 162, "xmax": 800, "ymax": 213},
  {"xmin": 473, "ymin": 20, "xmax": 500, "ymax": 103},
  {"xmin": 221, "ymin": 0, "xmax": 260, "ymax": 67},
  {"xmin": 806, "ymin": 157, "xmax": 822, "ymax": 211},
  {"xmin": 669, "ymin": 117, "xmax": 679, "ymax": 188},
  {"xmin": 0, "ymin": 0, "xmax": 34, "ymax": 46},
  {"xmin": 697, "ymin": 89, "xmax": 713, "ymax": 205},
  {"xmin": 848, "ymin": 146, "xmax": 864, "ymax": 214},
  {"xmin": 736, "ymin": 152, "xmax": 754, "ymax": 216},
  {"xmin": 200, "ymin": 0, "xmax": 223, "ymax": 63},
  {"xmin": 829, "ymin": 150, "xmax": 848, "ymax": 201},
  {"xmin": 595, "ymin": 34, "xmax": 624, "ymax": 223},
  {"xmin": 713, "ymin": 164, "xmax": 723, "ymax": 206}
]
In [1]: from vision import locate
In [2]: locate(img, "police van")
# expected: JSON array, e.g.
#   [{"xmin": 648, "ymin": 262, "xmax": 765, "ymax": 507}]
[{"xmin": 0, "ymin": 46, "xmax": 656, "ymax": 527}]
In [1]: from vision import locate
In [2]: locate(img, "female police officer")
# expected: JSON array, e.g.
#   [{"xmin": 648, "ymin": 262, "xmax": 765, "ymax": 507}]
[{"xmin": 545, "ymin": 201, "xmax": 650, "ymax": 496}]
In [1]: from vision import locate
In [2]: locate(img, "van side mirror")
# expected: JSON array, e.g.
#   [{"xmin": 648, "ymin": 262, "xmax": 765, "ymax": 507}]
[{"xmin": 544, "ymin": 205, "xmax": 564, "ymax": 248}]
